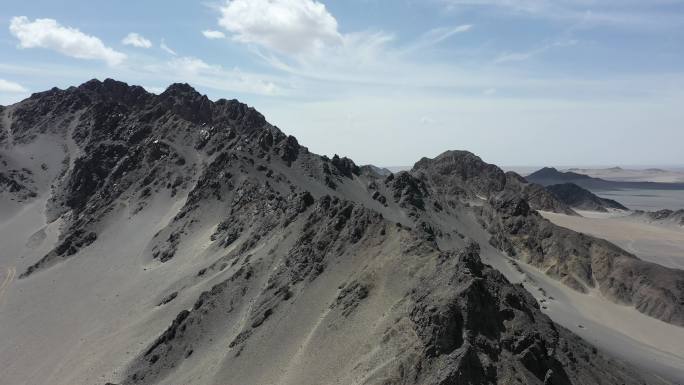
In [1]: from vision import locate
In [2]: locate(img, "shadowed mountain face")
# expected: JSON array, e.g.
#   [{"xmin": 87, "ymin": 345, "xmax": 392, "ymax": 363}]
[
  {"xmin": 545, "ymin": 183, "xmax": 628, "ymax": 212},
  {"xmin": 1, "ymin": 79, "xmax": 680, "ymax": 385}
]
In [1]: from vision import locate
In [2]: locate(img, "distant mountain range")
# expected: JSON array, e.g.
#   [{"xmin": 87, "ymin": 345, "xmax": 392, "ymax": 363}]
[
  {"xmin": 566, "ymin": 166, "xmax": 684, "ymax": 183},
  {"xmin": 527, "ymin": 167, "xmax": 684, "ymax": 191}
]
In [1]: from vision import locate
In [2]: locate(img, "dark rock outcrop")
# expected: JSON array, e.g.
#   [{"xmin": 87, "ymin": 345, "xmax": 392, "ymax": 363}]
[
  {"xmin": 413, "ymin": 150, "xmax": 506, "ymax": 198},
  {"xmin": 406, "ymin": 243, "xmax": 642, "ymax": 385}
]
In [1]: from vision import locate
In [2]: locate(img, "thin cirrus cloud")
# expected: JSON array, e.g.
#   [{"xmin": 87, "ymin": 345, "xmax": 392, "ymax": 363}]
[
  {"xmin": 212, "ymin": 0, "xmax": 400, "ymax": 85},
  {"xmin": 160, "ymin": 39, "xmax": 178, "ymax": 55},
  {"xmin": 202, "ymin": 30, "xmax": 226, "ymax": 39},
  {"xmin": 440, "ymin": 0, "xmax": 684, "ymax": 28},
  {"xmin": 159, "ymin": 56, "xmax": 280, "ymax": 96},
  {"xmin": 493, "ymin": 39, "xmax": 578, "ymax": 64},
  {"xmin": 0, "ymin": 78, "xmax": 28, "ymax": 93},
  {"xmin": 211, "ymin": 1, "xmax": 473, "ymax": 93},
  {"xmin": 211, "ymin": 0, "xmax": 474, "ymax": 85},
  {"xmin": 122, "ymin": 32, "xmax": 152, "ymax": 48},
  {"xmin": 424, "ymin": 24, "xmax": 472, "ymax": 45},
  {"xmin": 217, "ymin": 0, "xmax": 343, "ymax": 55},
  {"xmin": 400, "ymin": 24, "xmax": 473, "ymax": 53},
  {"xmin": 8, "ymin": 16, "xmax": 126, "ymax": 66}
]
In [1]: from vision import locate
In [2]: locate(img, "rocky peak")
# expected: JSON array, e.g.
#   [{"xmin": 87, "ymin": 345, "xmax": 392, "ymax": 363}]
[
  {"xmin": 75, "ymin": 78, "xmax": 151, "ymax": 106},
  {"xmin": 161, "ymin": 83, "xmax": 202, "ymax": 99},
  {"xmin": 331, "ymin": 154, "xmax": 360, "ymax": 178},
  {"xmin": 412, "ymin": 150, "xmax": 506, "ymax": 198},
  {"xmin": 212, "ymin": 99, "xmax": 267, "ymax": 132},
  {"xmin": 155, "ymin": 83, "xmax": 212, "ymax": 124}
]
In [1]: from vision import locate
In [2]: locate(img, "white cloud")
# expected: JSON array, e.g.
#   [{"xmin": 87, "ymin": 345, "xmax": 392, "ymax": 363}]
[
  {"xmin": 202, "ymin": 30, "xmax": 226, "ymax": 39},
  {"xmin": 0, "ymin": 79, "xmax": 28, "ymax": 93},
  {"xmin": 169, "ymin": 57, "xmax": 212, "ymax": 74},
  {"xmin": 211, "ymin": 1, "xmax": 472, "ymax": 89},
  {"xmin": 9, "ymin": 16, "xmax": 126, "ymax": 66},
  {"xmin": 122, "ymin": 32, "xmax": 152, "ymax": 48},
  {"xmin": 160, "ymin": 39, "xmax": 177, "ymax": 55},
  {"xmin": 218, "ymin": 0, "xmax": 343, "ymax": 55}
]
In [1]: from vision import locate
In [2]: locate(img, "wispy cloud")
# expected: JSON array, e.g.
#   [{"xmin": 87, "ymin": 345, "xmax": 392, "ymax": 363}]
[
  {"xmin": 0, "ymin": 78, "xmax": 28, "ymax": 93},
  {"xmin": 205, "ymin": 0, "xmax": 669, "ymax": 102},
  {"xmin": 424, "ymin": 24, "xmax": 472, "ymax": 44},
  {"xmin": 122, "ymin": 32, "xmax": 152, "ymax": 48},
  {"xmin": 400, "ymin": 24, "xmax": 473, "ymax": 53},
  {"xmin": 9, "ymin": 16, "xmax": 126, "ymax": 66},
  {"xmin": 160, "ymin": 39, "xmax": 177, "ymax": 55},
  {"xmin": 440, "ymin": 0, "xmax": 684, "ymax": 29},
  {"xmin": 152, "ymin": 56, "xmax": 280, "ymax": 96},
  {"xmin": 493, "ymin": 39, "xmax": 578, "ymax": 64}
]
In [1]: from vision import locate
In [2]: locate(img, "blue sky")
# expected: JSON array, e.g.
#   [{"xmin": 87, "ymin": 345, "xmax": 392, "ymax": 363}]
[{"xmin": 1, "ymin": 0, "xmax": 683, "ymax": 167}]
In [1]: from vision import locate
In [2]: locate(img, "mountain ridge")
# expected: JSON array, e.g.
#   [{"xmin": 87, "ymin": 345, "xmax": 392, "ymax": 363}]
[{"xmin": 1, "ymin": 79, "xmax": 681, "ymax": 385}]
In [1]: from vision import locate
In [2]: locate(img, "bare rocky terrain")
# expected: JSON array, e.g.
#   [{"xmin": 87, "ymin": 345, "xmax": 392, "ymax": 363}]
[{"xmin": 0, "ymin": 79, "xmax": 682, "ymax": 385}]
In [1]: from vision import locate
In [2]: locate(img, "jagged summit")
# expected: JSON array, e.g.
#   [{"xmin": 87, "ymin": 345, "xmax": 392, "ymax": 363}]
[
  {"xmin": 161, "ymin": 82, "xmax": 200, "ymax": 97},
  {"xmin": 413, "ymin": 150, "xmax": 507, "ymax": 197},
  {"xmin": 413, "ymin": 149, "xmax": 489, "ymax": 170}
]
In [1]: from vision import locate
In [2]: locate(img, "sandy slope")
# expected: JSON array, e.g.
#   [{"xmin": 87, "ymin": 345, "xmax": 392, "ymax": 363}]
[
  {"xmin": 0, "ymin": 191, "xmax": 199, "ymax": 385},
  {"xmin": 516, "ymin": 258, "xmax": 684, "ymax": 383},
  {"xmin": 3, "ymin": 195, "xmax": 680, "ymax": 385},
  {"xmin": 0, "ymin": 266, "xmax": 16, "ymax": 305},
  {"xmin": 541, "ymin": 211, "xmax": 684, "ymax": 270}
]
